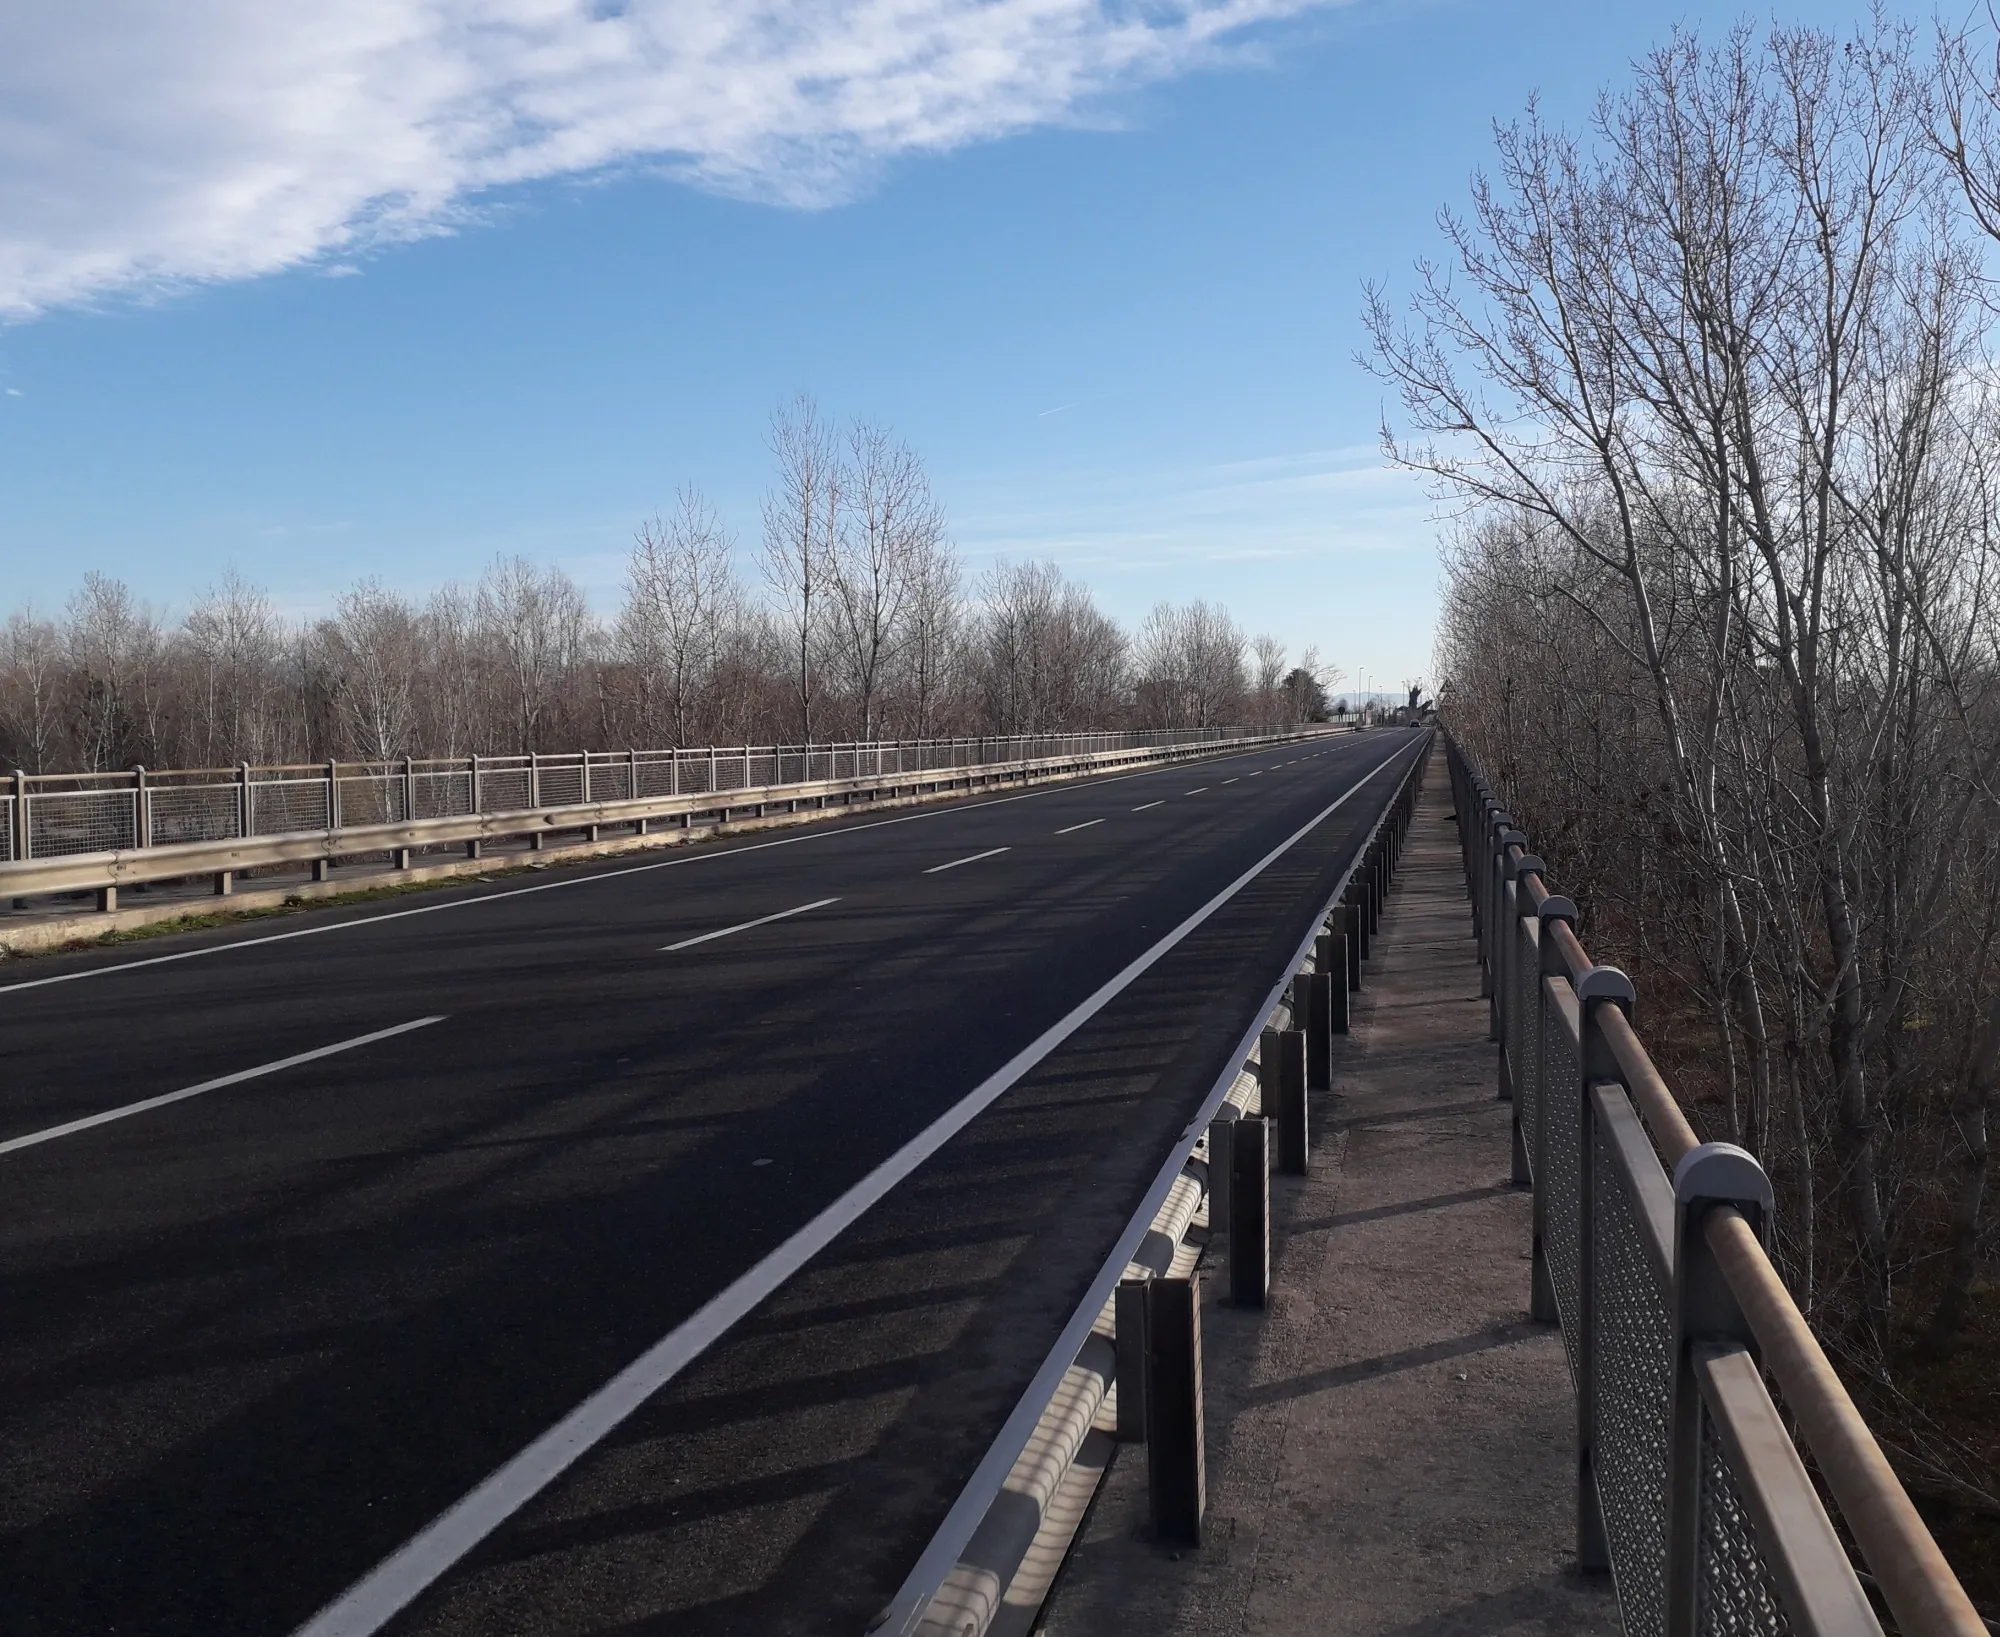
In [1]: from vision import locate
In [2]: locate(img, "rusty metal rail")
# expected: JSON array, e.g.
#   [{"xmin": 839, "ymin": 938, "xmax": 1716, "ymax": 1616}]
[{"xmin": 1445, "ymin": 734, "xmax": 1984, "ymax": 1637}]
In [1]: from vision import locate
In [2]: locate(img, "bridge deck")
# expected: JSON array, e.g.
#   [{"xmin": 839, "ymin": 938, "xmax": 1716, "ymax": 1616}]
[{"xmin": 1045, "ymin": 769, "xmax": 1621, "ymax": 1636}]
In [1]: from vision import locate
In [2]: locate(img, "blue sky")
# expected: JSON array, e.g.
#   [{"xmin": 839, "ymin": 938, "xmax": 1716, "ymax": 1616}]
[{"xmin": 0, "ymin": 0, "xmax": 1896, "ymax": 695}]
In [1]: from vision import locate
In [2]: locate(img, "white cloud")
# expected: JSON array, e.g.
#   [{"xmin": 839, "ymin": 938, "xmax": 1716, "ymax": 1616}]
[{"xmin": 0, "ymin": 0, "xmax": 1337, "ymax": 316}]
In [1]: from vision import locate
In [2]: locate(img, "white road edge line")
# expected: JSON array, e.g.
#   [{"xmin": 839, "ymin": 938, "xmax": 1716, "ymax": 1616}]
[
  {"xmin": 661, "ymin": 898, "xmax": 839, "ymax": 951},
  {"xmin": 1053, "ymin": 819, "xmax": 1103, "ymax": 836},
  {"xmin": 0, "ymin": 1016, "xmax": 446, "ymax": 1158},
  {"xmin": 0, "ymin": 737, "xmax": 1329, "ymax": 1000},
  {"xmin": 923, "ymin": 847, "xmax": 1009, "ymax": 875},
  {"xmin": 1131, "ymin": 800, "xmax": 1165, "ymax": 812},
  {"xmin": 287, "ymin": 739, "xmax": 1416, "ymax": 1637}
]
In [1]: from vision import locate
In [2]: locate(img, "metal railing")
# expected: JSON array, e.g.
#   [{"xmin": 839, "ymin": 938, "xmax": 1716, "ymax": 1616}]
[
  {"xmin": 1, "ymin": 730, "xmax": 1248, "ymax": 866},
  {"xmin": 0, "ymin": 727, "xmax": 1300, "ymax": 909},
  {"xmin": 1445, "ymin": 734, "xmax": 1985, "ymax": 1637}
]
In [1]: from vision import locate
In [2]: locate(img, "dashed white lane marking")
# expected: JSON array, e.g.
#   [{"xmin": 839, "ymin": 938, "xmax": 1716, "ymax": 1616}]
[
  {"xmin": 1054, "ymin": 819, "xmax": 1104, "ymax": 836},
  {"xmin": 0, "ymin": 1016, "xmax": 447, "ymax": 1157},
  {"xmin": 1131, "ymin": 800, "xmax": 1165, "ymax": 812},
  {"xmin": 925, "ymin": 847, "xmax": 1010, "ymax": 875},
  {"xmin": 662, "ymin": 898, "xmax": 840, "ymax": 951},
  {"xmin": 288, "ymin": 737, "xmax": 1421, "ymax": 1637},
  {"xmin": 1223, "ymin": 778, "xmax": 1240, "ymax": 785},
  {"xmin": 1185, "ymin": 787, "xmax": 1209, "ymax": 795}
]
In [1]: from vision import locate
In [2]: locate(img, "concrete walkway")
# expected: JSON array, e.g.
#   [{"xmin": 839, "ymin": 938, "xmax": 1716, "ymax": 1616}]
[{"xmin": 1042, "ymin": 767, "xmax": 1621, "ymax": 1637}]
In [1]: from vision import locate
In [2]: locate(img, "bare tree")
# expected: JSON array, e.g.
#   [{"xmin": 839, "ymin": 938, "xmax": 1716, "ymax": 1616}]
[
  {"xmin": 622, "ymin": 488, "xmax": 740, "ymax": 748},
  {"xmin": 762, "ymin": 394, "xmax": 839, "ymax": 743}
]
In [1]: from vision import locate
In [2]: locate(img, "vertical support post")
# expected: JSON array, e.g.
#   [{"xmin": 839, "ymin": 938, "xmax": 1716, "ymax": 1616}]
[
  {"xmin": 1345, "ymin": 901, "xmax": 1364, "ymax": 984},
  {"xmin": 1229, "ymin": 1118, "xmax": 1270, "ymax": 1307},
  {"xmin": 529, "ymin": 752, "xmax": 541, "ymax": 810},
  {"xmin": 1325, "ymin": 932, "xmax": 1351, "ymax": 1032},
  {"xmin": 97, "ymin": 884, "xmax": 118, "ymax": 912},
  {"xmin": 12, "ymin": 768, "xmax": 27, "ymax": 862},
  {"xmin": 403, "ymin": 754, "xmax": 416, "ymax": 825},
  {"xmin": 1115, "ymin": 1278, "xmax": 1150, "ymax": 1444},
  {"xmin": 1144, "ymin": 1274, "xmax": 1204, "ymax": 1546},
  {"xmin": 1665, "ymin": 1143, "xmax": 1773, "ymax": 1636},
  {"xmin": 133, "ymin": 765, "xmax": 149, "ymax": 849},
  {"xmin": 1206, "ymin": 1116, "xmax": 1235, "ymax": 1227},
  {"xmin": 1271, "ymin": 1026, "xmax": 1309, "ymax": 1174},
  {"xmin": 328, "ymin": 760, "xmax": 341, "ymax": 832},
  {"xmin": 213, "ymin": 870, "xmax": 233, "ymax": 897},
  {"xmin": 1570, "ymin": 964, "xmax": 1634, "ymax": 1574},
  {"xmin": 236, "ymin": 760, "xmax": 251, "ymax": 841},
  {"xmin": 1295, "ymin": 965, "xmax": 1333, "ymax": 1092},
  {"xmin": 628, "ymin": 747, "xmax": 639, "ymax": 802}
]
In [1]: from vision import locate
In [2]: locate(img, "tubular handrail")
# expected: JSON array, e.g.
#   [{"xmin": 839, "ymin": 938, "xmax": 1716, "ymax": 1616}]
[
  {"xmin": 1444, "ymin": 730, "xmax": 1985, "ymax": 1637},
  {"xmin": 1706, "ymin": 1211, "xmax": 1985, "ymax": 1637}
]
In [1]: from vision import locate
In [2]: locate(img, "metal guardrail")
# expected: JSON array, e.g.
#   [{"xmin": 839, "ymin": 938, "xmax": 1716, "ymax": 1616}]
[
  {"xmin": 881, "ymin": 732, "xmax": 1433, "ymax": 1637},
  {"xmin": 1445, "ymin": 734, "xmax": 1985, "ymax": 1637},
  {"xmin": 0, "ymin": 728, "xmax": 1289, "ymax": 909},
  {"xmin": 0, "ymin": 730, "xmax": 1247, "ymax": 867}
]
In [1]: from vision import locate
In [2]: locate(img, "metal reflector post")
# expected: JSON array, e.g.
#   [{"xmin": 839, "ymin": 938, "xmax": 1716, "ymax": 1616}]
[{"xmin": 1144, "ymin": 1275, "xmax": 1204, "ymax": 1546}]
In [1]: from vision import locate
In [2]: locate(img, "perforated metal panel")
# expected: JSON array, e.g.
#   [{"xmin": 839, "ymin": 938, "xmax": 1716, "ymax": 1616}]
[
  {"xmin": 1699, "ymin": 1412, "xmax": 1794, "ymax": 1635},
  {"xmin": 1541, "ymin": 984, "xmax": 1583, "ymax": 1362},
  {"xmin": 29, "ymin": 790, "xmax": 136, "ymax": 856},
  {"xmin": 1593, "ymin": 1118, "xmax": 1674, "ymax": 1637}
]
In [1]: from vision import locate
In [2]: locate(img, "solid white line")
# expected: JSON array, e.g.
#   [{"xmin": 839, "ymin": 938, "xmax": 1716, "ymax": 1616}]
[
  {"xmin": 660, "ymin": 898, "xmax": 839, "ymax": 952},
  {"xmin": 0, "ymin": 1016, "xmax": 446, "ymax": 1157},
  {"xmin": 924, "ymin": 847, "xmax": 1009, "ymax": 875},
  {"xmin": 0, "ymin": 740, "xmax": 1318, "ymax": 1000},
  {"xmin": 1054, "ymin": 819, "xmax": 1104, "ymax": 836},
  {"xmin": 286, "ymin": 739, "xmax": 1418, "ymax": 1637},
  {"xmin": 1131, "ymin": 800, "xmax": 1165, "ymax": 812}
]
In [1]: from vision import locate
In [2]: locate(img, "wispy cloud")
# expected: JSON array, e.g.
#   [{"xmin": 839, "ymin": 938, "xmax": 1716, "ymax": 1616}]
[{"xmin": 0, "ymin": 1, "xmax": 1344, "ymax": 317}]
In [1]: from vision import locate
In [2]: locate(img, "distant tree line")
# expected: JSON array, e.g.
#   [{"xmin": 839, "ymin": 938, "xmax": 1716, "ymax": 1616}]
[
  {"xmin": 0, "ymin": 397, "xmax": 1342, "ymax": 775},
  {"xmin": 1371, "ymin": 11, "xmax": 2000, "ymax": 1523}
]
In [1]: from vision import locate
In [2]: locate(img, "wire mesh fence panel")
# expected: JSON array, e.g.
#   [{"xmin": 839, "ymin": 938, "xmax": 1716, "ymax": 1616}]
[
  {"xmin": 150, "ymin": 785, "xmax": 241, "ymax": 845},
  {"xmin": 1592, "ymin": 1108, "xmax": 1676, "ymax": 1637},
  {"xmin": 250, "ymin": 779, "xmax": 330, "ymax": 835},
  {"xmin": 1698, "ymin": 1407, "xmax": 1795, "ymax": 1635},
  {"xmin": 1517, "ymin": 928, "xmax": 1542, "ymax": 1186},
  {"xmin": 635, "ymin": 757, "xmax": 677, "ymax": 799},
  {"xmin": 479, "ymin": 768, "xmax": 532, "ymax": 813},
  {"xmin": 336, "ymin": 776, "xmax": 407, "ymax": 828},
  {"xmin": 29, "ymin": 790, "xmax": 136, "ymax": 857},
  {"xmin": 586, "ymin": 761, "xmax": 632, "ymax": 803},
  {"xmin": 535, "ymin": 765, "xmax": 584, "ymax": 808},
  {"xmin": 0, "ymin": 796, "xmax": 13, "ymax": 862},
  {"xmin": 713, "ymin": 756, "xmax": 746, "ymax": 794},
  {"xmin": 1541, "ymin": 979, "xmax": 1584, "ymax": 1365},
  {"xmin": 749, "ymin": 752, "xmax": 778, "ymax": 788},
  {"xmin": 413, "ymin": 771, "xmax": 472, "ymax": 820}
]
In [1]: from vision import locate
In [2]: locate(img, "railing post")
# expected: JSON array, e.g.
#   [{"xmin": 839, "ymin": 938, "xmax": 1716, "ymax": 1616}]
[
  {"xmin": 529, "ymin": 751, "xmax": 541, "ymax": 810},
  {"xmin": 403, "ymin": 754, "xmax": 416, "ymax": 825},
  {"xmin": 1666, "ymin": 1143, "xmax": 1773, "ymax": 1637},
  {"xmin": 1572, "ymin": 964, "xmax": 1635, "ymax": 1575},
  {"xmin": 236, "ymin": 761, "xmax": 251, "ymax": 840},
  {"xmin": 11, "ymin": 768, "xmax": 26, "ymax": 862},
  {"xmin": 133, "ymin": 765, "xmax": 149, "ymax": 849},
  {"xmin": 327, "ymin": 759, "xmax": 340, "ymax": 830}
]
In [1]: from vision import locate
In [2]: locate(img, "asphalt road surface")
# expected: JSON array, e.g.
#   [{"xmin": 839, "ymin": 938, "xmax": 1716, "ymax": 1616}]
[{"xmin": 0, "ymin": 727, "xmax": 1425, "ymax": 1637}]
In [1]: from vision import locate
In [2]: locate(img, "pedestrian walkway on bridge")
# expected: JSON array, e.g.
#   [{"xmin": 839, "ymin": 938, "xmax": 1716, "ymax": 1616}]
[{"xmin": 1044, "ymin": 767, "xmax": 1619, "ymax": 1636}]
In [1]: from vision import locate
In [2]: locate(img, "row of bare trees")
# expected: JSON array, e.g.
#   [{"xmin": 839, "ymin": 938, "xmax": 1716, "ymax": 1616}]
[
  {"xmin": 1376, "ymin": 12, "xmax": 2000, "ymax": 1430},
  {"xmin": 1, "ymin": 404, "xmax": 1339, "ymax": 777}
]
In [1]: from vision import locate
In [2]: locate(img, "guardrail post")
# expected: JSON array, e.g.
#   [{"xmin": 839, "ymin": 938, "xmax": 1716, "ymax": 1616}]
[
  {"xmin": 1318, "ymin": 930, "xmax": 1349, "ymax": 1034},
  {"xmin": 1143, "ymin": 1274, "xmax": 1205, "ymax": 1546},
  {"xmin": 1115, "ymin": 1278, "xmax": 1150, "ymax": 1443},
  {"xmin": 1572, "ymin": 964, "xmax": 1635, "ymax": 1575},
  {"xmin": 1295, "ymin": 964, "xmax": 1333, "ymax": 1093},
  {"xmin": 1665, "ymin": 1143, "xmax": 1773, "ymax": 1636},
  {"xmin": 1270, "ymin": 1024, "xmax": 1309, "ymax": 1174},
  {"xmin": 1229, "ymin": 1118, "xmax": 1270, "ymax": 1307}
]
